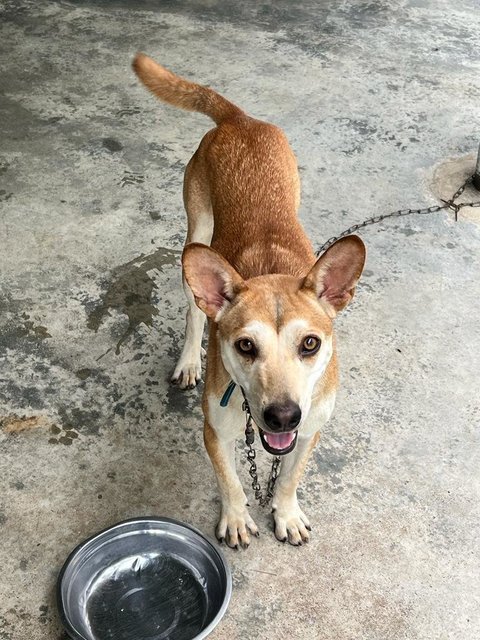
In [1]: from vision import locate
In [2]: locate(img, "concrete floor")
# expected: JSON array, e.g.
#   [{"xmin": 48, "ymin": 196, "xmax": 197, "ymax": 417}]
[{"xmin": 1, "ymin": 0, "xmax": 480, "ymax": 638}]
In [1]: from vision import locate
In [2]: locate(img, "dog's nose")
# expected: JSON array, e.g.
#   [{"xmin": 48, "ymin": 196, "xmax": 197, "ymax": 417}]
[{"xmin": 263, "ymin": 402, "xmax": 301, "ymax": 432}]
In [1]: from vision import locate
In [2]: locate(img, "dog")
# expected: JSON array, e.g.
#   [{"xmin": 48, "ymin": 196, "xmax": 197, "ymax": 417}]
[{"xmin": 133, "ymin": 53, "xmax": 366, "ymax": 547}]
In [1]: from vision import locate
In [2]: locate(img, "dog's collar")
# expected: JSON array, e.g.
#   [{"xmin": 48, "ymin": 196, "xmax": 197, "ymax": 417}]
[{"xmin": 220, "ymin": 380, "xmax": 237, "ymax": 407}]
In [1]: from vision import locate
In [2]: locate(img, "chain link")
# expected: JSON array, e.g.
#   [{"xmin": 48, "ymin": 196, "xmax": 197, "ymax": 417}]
[
  {"xmin": 315, "ymin": 177, "xmax": 480, "ymax": 255},
  {"xmin": 450, "ymin": 178, "xmax": 469, "ymax": 202},
  {"xmin": 242, "ymin": 394, "xmax": 281, "ymax": 508}
]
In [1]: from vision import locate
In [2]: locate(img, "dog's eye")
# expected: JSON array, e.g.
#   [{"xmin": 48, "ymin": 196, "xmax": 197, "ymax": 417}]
[
  {"xmin": 301, "ymin": 336, "xmax": 321, "ymax": 356},
  {"xmin": 235, "ymin": 339, "xmax": 256, "ymax": 357}
]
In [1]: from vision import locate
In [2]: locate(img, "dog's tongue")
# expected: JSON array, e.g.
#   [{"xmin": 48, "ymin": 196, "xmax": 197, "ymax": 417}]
[{"xmin": 264, "ymin": 431, "xmax": 295, "ymax": 451}]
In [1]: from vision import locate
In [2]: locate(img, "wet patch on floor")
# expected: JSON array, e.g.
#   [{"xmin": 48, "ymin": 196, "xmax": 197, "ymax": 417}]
[
  {"xmin": 47, "ymin": 424, "xmax": 79, "ymax": 446},
  {"xmin": 87, "ymin": 246, "xmax": 180, "ymax": 354},
  {"xmin": 0, "ymin": 314, "xmax": 52, "ymax": 354},
  {"xmin": 102, "ymin": 137, "xmax": 123, "ymax": 153},
  {"xmin": 56, "ymin": 406, "xmax": 102, "ymax": 437},
  {"xmin": 16, "ymin": 314, "xmax": 51, "ymax": 340},
  {"xmin": 75, "ymin": 368, "xmax": 93, "ymax": 380},
  {"xmin": 163, "ymin": 382, "xmax": 202, "ymax": 418}
]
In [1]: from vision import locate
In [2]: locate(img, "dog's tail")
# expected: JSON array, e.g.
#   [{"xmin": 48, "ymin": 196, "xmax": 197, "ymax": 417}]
[{"xmin": 132, "ymin": 53, "xmax": 245, "ymax": 125}]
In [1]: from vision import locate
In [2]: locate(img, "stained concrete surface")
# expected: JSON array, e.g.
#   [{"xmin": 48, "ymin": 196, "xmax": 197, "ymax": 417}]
[
  {"xmin": 1, "ymin": 0, "xmax": 480, "ymax": 638},
  {"xmin": 430, "ymin": 153, "xmax": 480, "ymax": 224}
]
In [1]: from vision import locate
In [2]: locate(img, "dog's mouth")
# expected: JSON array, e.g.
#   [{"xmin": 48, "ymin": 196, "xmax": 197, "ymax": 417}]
[{"xmin": 259, "ymin": 429, "xmax": 298, "ymax": 455}]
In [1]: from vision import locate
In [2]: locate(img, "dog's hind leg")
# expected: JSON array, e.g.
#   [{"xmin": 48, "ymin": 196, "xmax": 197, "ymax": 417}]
[{"xmin": 171, "ymin": 153, "xmax": 213, "ymax": 389}]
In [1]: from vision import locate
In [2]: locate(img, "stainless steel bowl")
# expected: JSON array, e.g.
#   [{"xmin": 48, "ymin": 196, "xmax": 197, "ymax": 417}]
[{"xmin": 57, "ymin": 517, "xmax": 232, "ymax": 640}]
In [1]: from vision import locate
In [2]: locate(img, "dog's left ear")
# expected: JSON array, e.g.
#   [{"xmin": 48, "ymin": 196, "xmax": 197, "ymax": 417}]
[{"xmin": 302, "ymin": 235, "xmax": 366, "ymax": 316}]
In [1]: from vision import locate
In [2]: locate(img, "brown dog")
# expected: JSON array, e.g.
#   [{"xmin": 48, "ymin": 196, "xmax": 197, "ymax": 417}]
[{"xmin": 133, "ymin": 54, "xmax": 366, "ymax": 547}]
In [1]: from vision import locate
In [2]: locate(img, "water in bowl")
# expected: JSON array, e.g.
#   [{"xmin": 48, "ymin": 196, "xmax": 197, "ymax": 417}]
[{"xmin": 86, "ymin": 553, "xmax": 208, "ymax": 640}]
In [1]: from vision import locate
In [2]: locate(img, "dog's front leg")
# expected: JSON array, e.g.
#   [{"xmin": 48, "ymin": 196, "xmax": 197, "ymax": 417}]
[
  {"xmin": 204, "ymin": 421, "xmax": 259, "ymax": 549},
  {"xmin": 272, "ymin": 432, "xmax": 320, "ymax": 546}
]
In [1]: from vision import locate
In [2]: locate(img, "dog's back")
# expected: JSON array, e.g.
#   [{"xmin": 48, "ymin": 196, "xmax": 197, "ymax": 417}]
[{"xmin": 133, "ymin": 53, "xmax": 315, "ymax": 279}]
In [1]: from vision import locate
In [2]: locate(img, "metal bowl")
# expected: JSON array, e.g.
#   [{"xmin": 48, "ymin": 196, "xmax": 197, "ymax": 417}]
[{"xmin": 57, "ymin": 517, "xmax": 232, "ymax": 640}]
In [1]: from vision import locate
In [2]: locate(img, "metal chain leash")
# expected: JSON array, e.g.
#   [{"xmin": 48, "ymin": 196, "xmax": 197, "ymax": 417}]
[
  {"xmin": 241, "ymin": 390, "xmax": 281, "ymax": 508},
  {"xmin": 315, "ymin": 177, "xmax": 480, "ymax": 255},
  {"xmin": 240, "ymin": 175, "xmax": 480, "ymax": 508}
]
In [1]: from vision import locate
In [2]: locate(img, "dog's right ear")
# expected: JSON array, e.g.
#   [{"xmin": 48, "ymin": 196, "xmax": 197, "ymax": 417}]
[{"xmin": 182, "ymin": 244, "xmax": 245, "ymax": 320}]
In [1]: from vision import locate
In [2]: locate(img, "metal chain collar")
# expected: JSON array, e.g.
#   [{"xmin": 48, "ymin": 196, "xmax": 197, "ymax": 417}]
[
  {"xmin": 241, "ymin": 390, "xmax": 281, "ymax": 508},
  {"xmin": 240, "ymin": 175, "xmax": 480, "ymax": 508},
  {"xmin": 316, "ymin": 176, "xmax": 480, "ymax": 255}
]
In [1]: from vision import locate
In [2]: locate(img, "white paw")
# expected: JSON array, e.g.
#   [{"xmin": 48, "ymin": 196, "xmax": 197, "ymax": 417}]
[
  {"xmin": 216, "ymin": 505, "xmax": 259, "ymax": 549},
  {"xmin": 171, "ymin": 357, "xmax": 202, "ymax": 389},
  {"xmin": 273, "ymin": 501, "xmax": 311, "ymax": 546}
]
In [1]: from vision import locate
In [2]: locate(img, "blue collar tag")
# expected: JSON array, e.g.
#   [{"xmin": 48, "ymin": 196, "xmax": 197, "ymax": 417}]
[{"xmin": 220, "ymin": 380, "xmax": 237, "ymax": 407}]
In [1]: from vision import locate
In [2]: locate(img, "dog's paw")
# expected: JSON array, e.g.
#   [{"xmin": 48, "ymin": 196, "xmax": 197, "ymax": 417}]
[
  {"xmin": 171, "ymin": 359, "xmax": 202, "ymax": 389},
  {"xmin": 273, "ymin": 503, "xmax": 311, "ymax": 546},
  {"xmin": 216, "ymin": 506, "xmax": 259, "ymax": 549}
]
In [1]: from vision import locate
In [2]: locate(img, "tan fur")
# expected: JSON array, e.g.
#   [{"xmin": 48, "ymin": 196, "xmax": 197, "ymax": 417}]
[
  {"xmin": 133, "ymin": 54, "xmax": 365, "ymax": 547},
  {"xmin": 132, "ymin": 53, "xmax": 243, "ymax": 124}
]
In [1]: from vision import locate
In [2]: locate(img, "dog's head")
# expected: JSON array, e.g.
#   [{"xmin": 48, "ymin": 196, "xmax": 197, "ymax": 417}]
[{"xmin": 183, "ymin": 236, "xmax": 365, "ymax": 455}]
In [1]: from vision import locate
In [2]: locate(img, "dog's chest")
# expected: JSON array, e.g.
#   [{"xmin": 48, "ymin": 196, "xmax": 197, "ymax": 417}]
[
  {"xmin": 301, "ymin": 392, "xmax": 337, "ymax": 436},
  {"xmin": 206, "ymin": 392, "xmax": 246, "ymax": 440}
]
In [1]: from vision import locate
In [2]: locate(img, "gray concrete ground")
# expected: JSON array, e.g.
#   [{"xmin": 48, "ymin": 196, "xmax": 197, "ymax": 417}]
[{"xmin": 1, "ymin": 1, "xmax": 480, "ymax": 638}]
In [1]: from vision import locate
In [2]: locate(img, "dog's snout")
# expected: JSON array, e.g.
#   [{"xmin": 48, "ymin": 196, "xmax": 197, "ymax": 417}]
[{"xmin": 263, "ymin": 402, "xmax": 301, "ymax": 432}]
